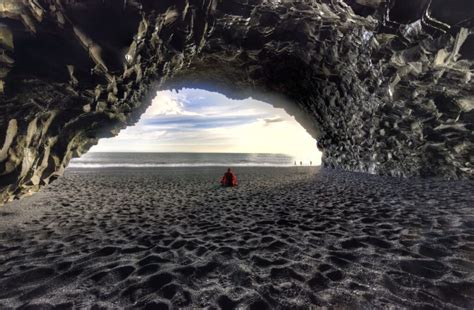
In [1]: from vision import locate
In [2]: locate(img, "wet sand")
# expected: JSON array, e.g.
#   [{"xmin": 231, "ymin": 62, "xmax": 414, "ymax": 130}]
[{"xmin": 0, "ymin": 167, "xmax": 473, "ymax": 309}]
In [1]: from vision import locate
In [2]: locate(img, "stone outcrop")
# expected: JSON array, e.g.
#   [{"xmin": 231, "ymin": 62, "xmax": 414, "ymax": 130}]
[{"xmin": 0, "ymin": 0, "xmax": 473, "ymax": 203}]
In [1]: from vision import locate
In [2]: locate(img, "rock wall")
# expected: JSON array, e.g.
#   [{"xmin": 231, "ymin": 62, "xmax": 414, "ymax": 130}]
[{"xmin": 0, "ymin": 0, "xmax": 473, "ymax": 203}]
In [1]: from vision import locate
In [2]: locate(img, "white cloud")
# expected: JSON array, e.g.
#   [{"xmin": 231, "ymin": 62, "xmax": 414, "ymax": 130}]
[
  {"xmin": 143, "ymin": 91, "xmax": 199, "ymax": 118},
  {"xmin": 90, "ymin": 89, "xmax": 322, "ymax": 164}
]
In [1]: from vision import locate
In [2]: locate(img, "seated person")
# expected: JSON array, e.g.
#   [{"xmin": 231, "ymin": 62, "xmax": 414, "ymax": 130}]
[{"xmin": 221, "ymin": 168, "xmax": 238, "ymax": 187}]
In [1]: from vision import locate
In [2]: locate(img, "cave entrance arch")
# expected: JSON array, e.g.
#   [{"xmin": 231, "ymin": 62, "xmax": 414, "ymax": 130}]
[
  {"xmin": 70, "ymin": 88, "xmax": 322, "ymax": 168},
  {"xmin": 0, "ymin": 1, "xmax": 472, "ymax": 204}
]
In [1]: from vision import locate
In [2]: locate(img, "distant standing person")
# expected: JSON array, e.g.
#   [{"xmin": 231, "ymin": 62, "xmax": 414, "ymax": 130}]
[
  {"xmin": 300, "ymin": 161, "xmax": 302, "ymax": 166},
  {"xmin": 221, "ymin": 168, "xmax": 238, "ymax": 187},
  {"xmin": 310, "ymin": 161, "xmax": 312, "ymax": 166}
]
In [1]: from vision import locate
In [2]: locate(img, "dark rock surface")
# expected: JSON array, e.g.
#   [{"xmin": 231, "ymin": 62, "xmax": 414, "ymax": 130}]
[{"xmin": 0, "ymin": 0, "xmax": 473, "ymax": 203}]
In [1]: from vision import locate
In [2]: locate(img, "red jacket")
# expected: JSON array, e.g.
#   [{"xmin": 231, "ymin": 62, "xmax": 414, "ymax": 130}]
[{"xmin": 221, "ymin": 172, "xmax": 238, "ymax": 187}]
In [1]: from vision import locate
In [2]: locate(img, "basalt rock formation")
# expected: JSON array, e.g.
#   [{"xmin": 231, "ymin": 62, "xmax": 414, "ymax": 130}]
[{"xmin": 0, "ymin": 0, "xmax": 473, "ymax": 203}]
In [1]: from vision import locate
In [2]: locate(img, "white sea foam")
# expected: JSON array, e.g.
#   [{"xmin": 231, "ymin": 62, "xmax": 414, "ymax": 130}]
[
  {"xmin": 68, "ymin": 152, "xmax": 317, "ymax": 169},
  {"xmin": 68, "ymin": 162, "xmax": 295, "ymax": 168}
]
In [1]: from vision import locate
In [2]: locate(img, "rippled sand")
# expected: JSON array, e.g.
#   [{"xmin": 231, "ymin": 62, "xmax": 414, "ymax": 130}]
[{"xmin": 0, "ymin": 167, "xmax": 473, "ymax": 309}]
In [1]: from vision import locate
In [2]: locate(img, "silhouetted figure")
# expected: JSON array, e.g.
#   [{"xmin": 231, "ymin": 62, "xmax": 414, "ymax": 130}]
[
  {"xmin": 300, "ymin": 161, "xmax": 302, "ymax": 166},
  {"xmin": 221, "ymin": 168, "xmax": 238, "ymax": 187},
  {"xmin": 310, "ymin": 161, "xmax": 312, "ymax": 166}
]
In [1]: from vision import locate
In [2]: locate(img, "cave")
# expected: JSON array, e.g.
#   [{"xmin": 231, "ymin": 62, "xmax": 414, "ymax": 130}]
[
  {"xmin": 0, "ymin": 1, "xmax": 473, "ymax": 308},
  {"xmin": 0, "ymin": 0, "xmax": 472, "ymax": 203}
]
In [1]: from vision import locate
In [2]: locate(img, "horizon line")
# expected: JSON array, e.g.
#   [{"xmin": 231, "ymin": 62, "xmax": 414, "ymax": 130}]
[{"xmin": 87, "ymin": 151, "xmax": 295, "ymax": 155}]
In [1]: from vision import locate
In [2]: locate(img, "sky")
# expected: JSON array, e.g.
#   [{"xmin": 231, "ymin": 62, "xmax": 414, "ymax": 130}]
[{"xmin": 90, "ymin": 88, "xmax": 322, "ymax": 164}]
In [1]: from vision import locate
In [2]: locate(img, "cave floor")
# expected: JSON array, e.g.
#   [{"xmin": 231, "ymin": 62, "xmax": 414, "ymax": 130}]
[{"xmin": 0, "ymin": 167, "xmax": 473, "ymax": 309}]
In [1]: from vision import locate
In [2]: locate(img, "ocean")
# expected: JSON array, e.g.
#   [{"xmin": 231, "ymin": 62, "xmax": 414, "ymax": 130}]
[{"xmin": 68, "ymin": 152, "xmax": 312, "ymax": 168}]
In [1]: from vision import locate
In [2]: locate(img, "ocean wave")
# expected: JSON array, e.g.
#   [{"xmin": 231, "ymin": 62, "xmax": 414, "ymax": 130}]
[{"xmin": 68, "ymin": 163, "xmax": 296, "ymax": 168}]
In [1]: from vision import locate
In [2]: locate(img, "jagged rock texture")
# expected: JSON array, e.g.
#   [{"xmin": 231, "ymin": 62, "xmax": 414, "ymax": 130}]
[{"xmin": 0, "ymin": 0, "xmax": 473, "ymax": 203}]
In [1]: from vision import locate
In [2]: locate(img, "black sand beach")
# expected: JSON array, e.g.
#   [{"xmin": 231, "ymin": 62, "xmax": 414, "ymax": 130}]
[{"xmin": 0, "ymin": 167, "xmax": 473, "ymax": 309}]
